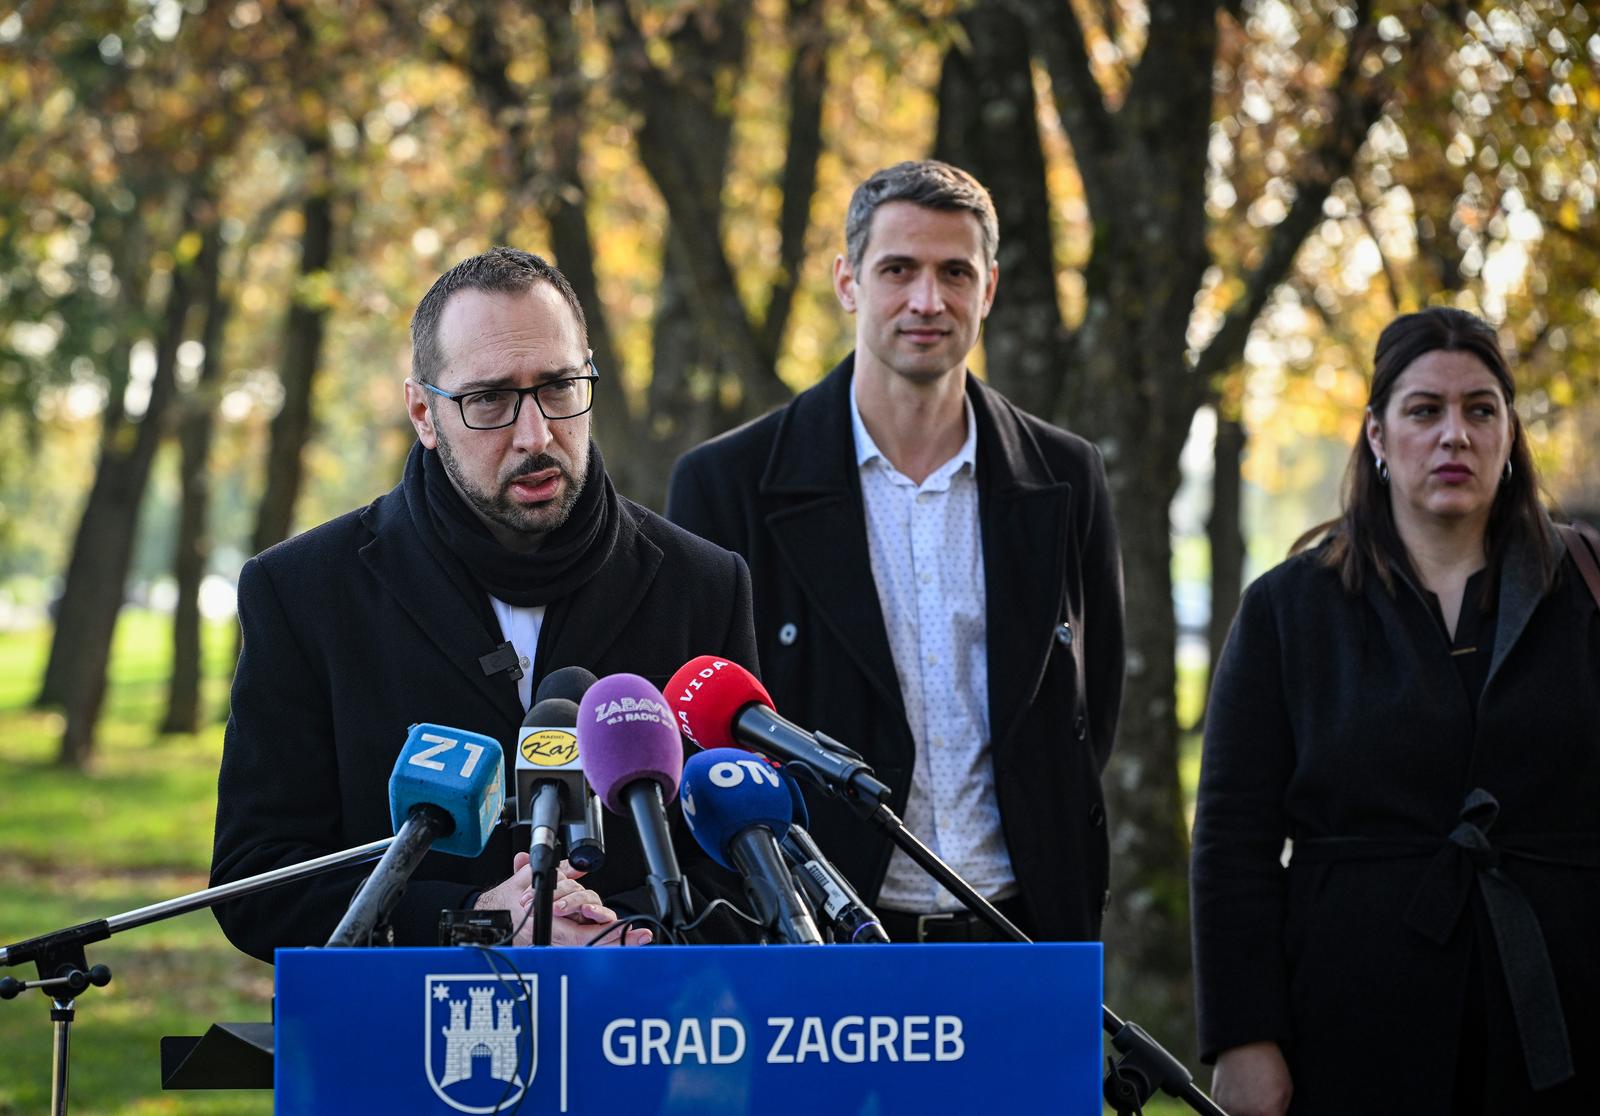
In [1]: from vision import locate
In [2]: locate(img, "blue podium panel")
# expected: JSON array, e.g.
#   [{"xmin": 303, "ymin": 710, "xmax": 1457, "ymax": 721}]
[{"xmin": 276, "ymin": 942, "xmax": 1101, "ymax": 1115}]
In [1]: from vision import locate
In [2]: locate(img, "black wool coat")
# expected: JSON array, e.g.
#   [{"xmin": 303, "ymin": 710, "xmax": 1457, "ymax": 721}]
[
  {"xmin": 1192, "ymin": 526, "xmax": 1600, "ymax": 1112},
  {"xmin": 210, "ymin": 477, "xmax": 758, "ymax": 962},
  {"xmin": 666, "ymin": 356, "xmax": 1125, "ymax": 940}
]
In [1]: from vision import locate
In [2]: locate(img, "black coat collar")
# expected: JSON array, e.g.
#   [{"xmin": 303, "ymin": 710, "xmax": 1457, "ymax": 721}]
[
  {"xmin": 357, "ymin": 478, "xmax": 663, "ymax": 727},
  {"xmin": 756, "ymin": 355, "xmax": 1074, "ymax": 751}
]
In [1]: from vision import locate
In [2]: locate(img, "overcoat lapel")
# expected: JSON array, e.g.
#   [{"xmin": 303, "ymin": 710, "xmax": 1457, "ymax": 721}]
[
  {"xmin": 760, "ymin": 360, "xmax": 905, "ymax": 723},
  {"xmin": 970, "ymin": 379, "xmax": 1073, "ymax": 753},
  {"xmin": 1485, "ymin": 519, "xmax": 1563, "ymax": 697},
  {"xmin": 358, "ymin": 492, "xmax": 522, "ymax": 729}
]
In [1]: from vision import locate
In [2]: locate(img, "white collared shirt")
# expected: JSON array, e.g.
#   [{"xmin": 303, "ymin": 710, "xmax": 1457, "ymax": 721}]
[
  {"xmin": 850, "ymin": 381, "xmax": 1016, "ymax": 911},
  {"xmin": 488, "ymin": 597, "xmax": 546, "ymax": 714}
]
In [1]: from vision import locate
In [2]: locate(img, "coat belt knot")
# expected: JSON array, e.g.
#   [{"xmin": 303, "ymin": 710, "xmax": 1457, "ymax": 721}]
[{"xmin": 1403, "ymin": 788, "xmax": 1573, "ymax": 1092}]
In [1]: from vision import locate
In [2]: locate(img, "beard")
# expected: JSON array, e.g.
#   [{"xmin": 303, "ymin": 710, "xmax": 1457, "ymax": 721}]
[{"xmin": 435, "ymin": 434, "xmax": 587, "ymax": 541}]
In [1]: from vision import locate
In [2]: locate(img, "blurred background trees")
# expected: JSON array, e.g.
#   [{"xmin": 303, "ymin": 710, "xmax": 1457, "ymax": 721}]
[{"xmin": 2, "ymin": 0, "xmax": 1597, "ymax": 1055}]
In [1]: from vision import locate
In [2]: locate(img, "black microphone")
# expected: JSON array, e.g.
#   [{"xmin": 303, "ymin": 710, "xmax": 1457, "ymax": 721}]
[
  {"xmin": 563, "ymin": 790, "xmax": 606, "ymax": 873},
  {"xmin": 535, "ymin": 667, "xmax": 606, "ymax": 872},
  {"xmin": 536, "ymin": 665, "xmax": 598, "ymax": 705},
  {"xmin": 680, "ymin": 749, "xmax": 822, "ymax": 945},
  {"xmin": 782, "ymin": 824, "xmax": 890, "ymax": 944},
  {"xmin": 772, "ymin": 765, "xmax": 887, "ymax": 943}
]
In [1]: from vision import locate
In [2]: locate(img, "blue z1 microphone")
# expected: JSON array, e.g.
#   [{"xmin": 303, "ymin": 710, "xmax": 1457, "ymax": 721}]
[
  {"xmin": 327, "ymin": 723, "xmax": 505, "ymax": 947},
  {"xmin": 680, "ymin": 749, "xmax": 822, "ymax": 945}
]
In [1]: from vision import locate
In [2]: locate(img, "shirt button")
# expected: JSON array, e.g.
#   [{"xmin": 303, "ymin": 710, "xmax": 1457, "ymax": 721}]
[
  {"xmin": 1056, "ymin": 622, "xmax": 1073, "ymax": 648},
  {"xmin": 1074, "ymin": 715, "xmax": 1088, "ymax": 741},
  {"xmin": 1088, "ymin": 803, "xmax": 1105, "ymax": 827},
  {"xmin": 926, "ymin": 654, "xmax": 938, "ymax": 667},
  {"xmin": 778, "ymin": 622, "xmax": 798, "ymax": 646}
]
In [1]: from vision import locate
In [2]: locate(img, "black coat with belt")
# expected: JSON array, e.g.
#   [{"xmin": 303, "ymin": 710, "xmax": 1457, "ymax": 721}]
[
  {"xmin": 209, "ymin": 476, "xmax": 758, "ymax": 962},
  {"xmin": 666, "ymin": 356, "xmax": 1125, "ymax": 940},
  {"xmin": 1192, "ymin": 525, "xmax": 1600, "ymax": 1111}
]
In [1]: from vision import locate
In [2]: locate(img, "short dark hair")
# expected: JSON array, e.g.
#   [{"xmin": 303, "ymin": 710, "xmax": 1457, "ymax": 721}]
[
  {"xmin": 410, "ymin": 247, "xmax": 588, "ymax": 384},
  {"xmin": 844, "ymin": 160, "xmax": 998, "ymax": 273},
  {"xmin": 1294, "ymin": 306, "xmax": 1555, "ymax": 595}
]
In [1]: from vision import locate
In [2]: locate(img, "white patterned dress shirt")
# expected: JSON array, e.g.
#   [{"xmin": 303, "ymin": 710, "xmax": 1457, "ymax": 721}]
[{"xmin": 850, "ymin": 382, "xmax": 1017, "ymax": 911}]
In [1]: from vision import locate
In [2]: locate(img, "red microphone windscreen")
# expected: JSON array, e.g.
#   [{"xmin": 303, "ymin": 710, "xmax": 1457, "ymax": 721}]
[{"xmin": 664, "ymin": 656, "xmax": 772, "ymax": 750}]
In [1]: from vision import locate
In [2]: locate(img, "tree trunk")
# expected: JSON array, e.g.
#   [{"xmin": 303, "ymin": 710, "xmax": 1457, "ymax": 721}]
[
  {"xmin": 250, "ymin": 136, "xmax": 333, "ymax": 557},
  {"xmin": 933, "ymin": 5, "xmax": 1064, "ymax": 417},
  {"xmin": 1203, "ymin": 414, "xmax": 1246, "ymax": 722},
  {"xmin": 602, "ymin": 0, "xmax": 788, "ymax": 421},
  {"xmin": 52, "ymin": 230, "xmax": 199, "ymax": 766},
  {"xmin": 162, "ymin": 218, "xmax": 228, "ymax": 734}
]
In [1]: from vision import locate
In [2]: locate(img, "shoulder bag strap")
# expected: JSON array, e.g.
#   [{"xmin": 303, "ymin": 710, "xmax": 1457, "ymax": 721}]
[{"xmin": 1555, "ymin": 521, "xmax": 1600, "ymax": 611}]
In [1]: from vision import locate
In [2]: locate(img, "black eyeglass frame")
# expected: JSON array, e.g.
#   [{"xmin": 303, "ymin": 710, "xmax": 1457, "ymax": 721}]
[{"xmin": 415, "ymin": 361, "xmax": 600, "ymax": 429}]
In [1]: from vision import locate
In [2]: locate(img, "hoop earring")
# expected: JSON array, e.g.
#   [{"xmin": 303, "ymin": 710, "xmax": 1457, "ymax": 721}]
[
  {"xmin": 1502, "ymin": 459, "xmax": 1513, "ymax": 482},
  {"xmin": 1376, "ymin": 457, "xmax": 1389, "ymax": 485}
]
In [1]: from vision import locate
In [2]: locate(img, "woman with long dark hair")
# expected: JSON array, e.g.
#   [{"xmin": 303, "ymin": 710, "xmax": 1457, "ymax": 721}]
[{"xmin": 1191, "ymin": 306, "xmax": 1599, "ymax": 1114}]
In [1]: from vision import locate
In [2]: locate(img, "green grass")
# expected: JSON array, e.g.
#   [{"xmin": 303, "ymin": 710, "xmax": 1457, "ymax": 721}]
[
  {"xmin": 0, "ymin": 611, "xmax": 1199, "ymax": 1115},
  {"xmin": 0, "ymin": 613, "xmax": 271, "ymax": 1116}
]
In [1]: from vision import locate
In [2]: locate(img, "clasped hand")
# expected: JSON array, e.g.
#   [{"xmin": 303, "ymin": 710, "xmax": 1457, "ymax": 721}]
[{"xmin": 474, "ymin": 852, "xmax": 653, "ymax": 947}]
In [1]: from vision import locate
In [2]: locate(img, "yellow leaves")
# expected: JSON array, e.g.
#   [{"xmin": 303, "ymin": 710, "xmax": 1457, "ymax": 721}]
[
  {"xmin": 1549, "ymin": 376, "xmax": 1574, "ymax": 409},
  {"xmin": 174, "ymin": 231, "xmax": 204, "ymax": 265},
  {"xmin": 507, "ymin": 59, "xmax": 538, "ymax": 87},
  {"xmin": 292, "ymin": 269, "xmax": 339, "ymax": 312},
  {"xmin": 1557, "ymin": 199, "xmax": 1580, "ymax": 231}
]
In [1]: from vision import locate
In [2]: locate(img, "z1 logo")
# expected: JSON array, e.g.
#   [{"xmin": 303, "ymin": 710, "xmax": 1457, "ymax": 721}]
[{"xmin": 408, "ymin": 733, "xmax": 487, "ymax": 780}]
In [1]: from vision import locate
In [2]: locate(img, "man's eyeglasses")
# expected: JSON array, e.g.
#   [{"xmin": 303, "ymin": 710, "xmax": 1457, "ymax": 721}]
[{"xmin": 416, "ymin": 362, "xmax": 599, "ymax": 430}]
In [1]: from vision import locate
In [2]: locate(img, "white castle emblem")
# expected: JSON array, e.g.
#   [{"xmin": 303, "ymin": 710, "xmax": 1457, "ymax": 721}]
[
  {"xmin": 440, "ymin": 986, "xmax": 522, "ymax": 1086},
  {"xmin": 425, "ymin": 974, "xmax": 537, "ymax": 1113}
]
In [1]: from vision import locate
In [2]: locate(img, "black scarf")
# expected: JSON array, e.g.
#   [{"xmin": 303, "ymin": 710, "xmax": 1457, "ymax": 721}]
[{"xmin": 402, "ymin": 438, "xmax": 620, "ymax": 607}]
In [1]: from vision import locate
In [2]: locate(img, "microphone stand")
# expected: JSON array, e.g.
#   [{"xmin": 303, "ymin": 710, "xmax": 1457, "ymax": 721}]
[
  {"xmin": 0, "ymin": 838, "xmax": 390, "ymax": 1116},
  {"xmin": 798, "ymin": 735, "xmax": 1227, "ymax": 1116}
]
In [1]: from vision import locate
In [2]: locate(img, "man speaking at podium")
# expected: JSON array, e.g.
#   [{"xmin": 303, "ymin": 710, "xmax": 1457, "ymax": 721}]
[
  {"xmin": 668, "ymin": 161, "xmax": 1125, "ymax": 944},
  {"xmin": 210, "ymin": 248, "xmax": 758, "ymax": 960}
]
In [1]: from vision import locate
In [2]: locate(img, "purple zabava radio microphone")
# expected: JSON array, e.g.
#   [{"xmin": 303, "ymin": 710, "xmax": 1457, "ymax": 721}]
[{"xmin": 576, "ymin": 673, "xmax": 693, "ymax": 936}]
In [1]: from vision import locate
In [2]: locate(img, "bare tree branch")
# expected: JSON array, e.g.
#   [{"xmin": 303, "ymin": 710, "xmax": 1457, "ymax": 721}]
[
  {"xmin": 599, "ymin": 0, "xmax": 788, "ymax": 410},
  {"xmin": 1007, "ymin": 0, "xmax": 1118, "ymax": 216}
]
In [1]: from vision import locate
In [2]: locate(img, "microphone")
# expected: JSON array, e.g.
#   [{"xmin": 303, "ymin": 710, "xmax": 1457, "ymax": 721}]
[
  {"xmin": 773, "ymin": 768, "xmax": 889, "ymax": 944},
  {"xmin": 665, "ymin": 656, "xmax": 892, "ymax": 805},
  {"xmin": 565, "ymin": 788, "xmax": 606, "ymax": 874},
  {"xmin": 577, "ymin": 673, "xmax": 693, "ymax": 934},
  {"xmin": 536, "ymin": 665, "xmax": 598, "ymax": 705},
  {"xmin": 680, "ymin": 749, "xmax": 823, "ymax": 945},
  {"xmin": 514, "ymin": 698, "xmax": 589, "ymax": 861},
  {"xmin": 783, "ymin": 825, "xmax": 890, "ymax": 944},
  {"xmin": 327, "ymin": 723, "xmax": 505, "ymax": 947},
  {"xmin": 532, "ymin": 667, "xmax": 606, "ymax": 873},
  {"xmin": 537, "ymin": 661, "xmax": 611, "ymax": 869}
]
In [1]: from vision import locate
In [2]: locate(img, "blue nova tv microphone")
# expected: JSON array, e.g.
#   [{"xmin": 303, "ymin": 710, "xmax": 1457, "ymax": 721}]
[
  {"xmin": 327, "ymin": 723, "xmax": 505, "ymax": 947},
  {"xmin": 680, "ymin": 749, "xmax": 822, "ymax": 945}
]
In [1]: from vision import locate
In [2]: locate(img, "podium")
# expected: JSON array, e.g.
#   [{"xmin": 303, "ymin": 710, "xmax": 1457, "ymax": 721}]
[{"xmin": 274, "ymin": 942, "xmax": 1101, "ymax": 1113}]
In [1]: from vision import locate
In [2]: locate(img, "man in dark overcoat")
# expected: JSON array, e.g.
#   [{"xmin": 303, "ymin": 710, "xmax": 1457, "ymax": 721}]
[
  {"xmin": 667, "ymin": 162, "xmax": 1125, "ymax": 942},
  {"xmin": 211, "ymin": 248, "xmax": 757, "ymax": 961}
]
